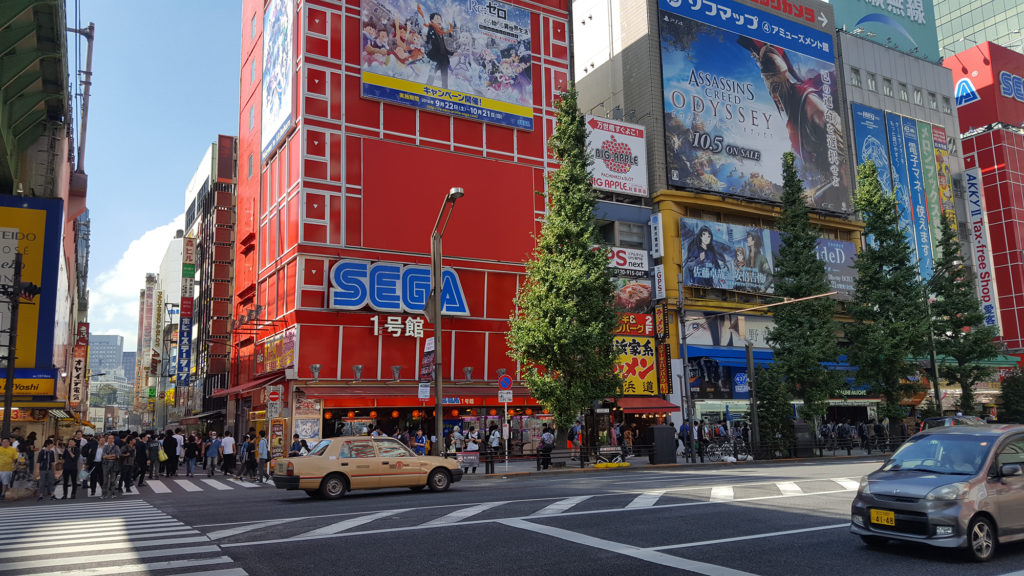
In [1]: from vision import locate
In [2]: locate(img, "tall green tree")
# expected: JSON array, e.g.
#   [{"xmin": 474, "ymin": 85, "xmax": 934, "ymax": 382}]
[
  {"xmin": 847, "ymin": 161, "xmax": 930, "ymax": 425},
  {"xmin": 506, "ymin": 87, "xmax": 620, "ymax": 430},
  {"xmin": 1000, "ymin": 371, "xmax": 1024, "ymax": 423},
  {"xmin": 927, "ymin": 215, "xmax": 1000, "ymax": 415},
  {"xmin": 767, "ymin": 152, "xmax": 841, "ymax": 422},
  {"xmin": 754, "ymin": 367, "xmax": 795, "ymax": 455}
]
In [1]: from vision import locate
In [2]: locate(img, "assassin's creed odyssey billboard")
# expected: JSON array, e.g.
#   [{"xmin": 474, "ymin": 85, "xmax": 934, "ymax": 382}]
[{"xmin": 659, "ymin": 0, "xmax": 851, "ymax": 213}]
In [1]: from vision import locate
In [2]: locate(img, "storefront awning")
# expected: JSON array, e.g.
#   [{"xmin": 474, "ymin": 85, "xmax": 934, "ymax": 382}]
[
  {"xmin": 180, "ymin": 409, "xmax": 226, "ymax": 425},
  {"xmin": 212, "ymin": 374, "xmax": 284, "ymax": 398},
  {"xmin": 303, "ymin": 384, "xmax": 541, "ymax": 408},
  {"xmin": 49, "ymin": 409, "xmax": 72, "ymax": 419},
  {"xmin": 302, "ymin": 384, "xmax": 535, "ymax": 397},
  {"xmin": 616, "ymin": 397, "xmax": 679, "ymax": 414}
]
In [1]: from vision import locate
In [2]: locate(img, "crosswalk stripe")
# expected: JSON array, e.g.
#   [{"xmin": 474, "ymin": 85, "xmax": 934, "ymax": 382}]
[
  {"xmin": 0, "ymin": 528, "xmax": 200, "ymax": 550},
  {"xmin": 710, "ymin": 486, "xmax": 734, "ymax": 502},
  {"xmin": 207, "ymin": 518, "xmax": 294, "ymax": 541},
  {"xmin": 423, "ymin": 502, "xmax": 506, "ymax": 526},
  {"xmin": 178, "ymin": 479, "xmax": 203, "ymax": 492},
  {"xmin": 86, "ymin": 491, "xmax": 140, "ymax": 498},
  {"xmin": 532, "ymin": 495, "xmax": 593, "ymax": 516},
  {"xmin": 165, "ymin": 569, "xmax": 248, "ymax": 576},
  {"xmin": 0, "ymin": 521, "xmax": 185, "ymax": 539},
  {"xmin": 0, "ymin": 545, "xmax": 221, "ymax": 571},
  {"xmin": 225, "ymin": 478, "xmax": 259, "ymax": 488},
  {"xmin": 0, "ymin": 514, "xmax": 175, "ymax": 532},
  {"xmin": 300, "ymin": 510, "xmax": 407, "ymax": 537},
  {"xmin": 146, "ymin": 479, "xmax": 172, "ymax": 493},
  {"xmin": 833, "ymin": 478, "xmax": 860, "ymax": 491},
  {"xmin": 776, "ymin": 482, "xmax": 803, "ymax": 496},
  {"xmin": 0, "ymin": 535, "xmax": 210, "ymax": 560},
  {"xmin": 28, "ymin": 556, "xmax": 236, "ymax": 576},
  {"xmin": 201, "ymin": 479, "xmax": 233, "ymax": 491},
  {"xmin": 625, "ymin": 490, "xmax": 665, "ymax": 509},
  {"xmin": 0, "ymin": 501, "xmax": 149, "ymax": 515}
]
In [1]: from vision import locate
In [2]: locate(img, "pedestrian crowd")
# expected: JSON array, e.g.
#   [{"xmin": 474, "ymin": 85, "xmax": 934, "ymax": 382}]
[{"xmin": 0, "ymin": 426, "xmax": 272, "ymax": 502}]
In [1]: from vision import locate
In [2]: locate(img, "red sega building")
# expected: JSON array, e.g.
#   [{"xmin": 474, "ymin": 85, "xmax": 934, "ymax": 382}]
[
  {"xmin": 228, "ymin": 0, "xmax": 570, "ymax": 449},
  {"xmin": 947, "ymin": 42, "xmax": 1024, "ymax": 354}
]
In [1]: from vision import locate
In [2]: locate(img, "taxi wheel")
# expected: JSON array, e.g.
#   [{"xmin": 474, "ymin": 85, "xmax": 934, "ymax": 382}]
[
  {"xmin": 320, "ymin": 474, "xmax": 348, "ymax": 500},
  {"xmin": 427, "ymin": 469, "xmax": 451, "ymax": 492},
  {"xmin": 859, "ymin": 535, "xmax": 887, "ymax": 548},
  {"xmin": 967, "ymin": 516, "xmax": 996, "ymax": 562}
]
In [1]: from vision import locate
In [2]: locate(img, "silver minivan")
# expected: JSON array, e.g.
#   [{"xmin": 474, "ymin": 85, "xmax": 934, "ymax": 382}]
[{"xmin": 850, "ymin": 424, "xmax": 1024, "ymax": 561}]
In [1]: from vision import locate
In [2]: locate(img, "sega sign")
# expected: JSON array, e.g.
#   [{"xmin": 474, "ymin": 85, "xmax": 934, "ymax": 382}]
[
  {"xmin": 999, "ymin": 70, "xmax": 1024, "ymax": 103},
  {"xmin": 329, "ymin": 260, "xmax": 469, "ymax": 316}
]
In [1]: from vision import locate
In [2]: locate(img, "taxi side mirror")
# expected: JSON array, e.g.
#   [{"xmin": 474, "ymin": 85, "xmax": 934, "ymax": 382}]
[{"xmin": 1000, "ymin": 463, "xmax": 1023, "ymax": 478}]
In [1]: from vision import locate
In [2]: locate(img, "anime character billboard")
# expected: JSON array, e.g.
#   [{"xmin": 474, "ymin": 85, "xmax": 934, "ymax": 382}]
[
  {"xmin": 680, "ymin": 217, "xmax": 774, "ymax": 293},
  {"xmin": 262, "ymin": 0, "xmax": 294, "ymax": 162},
  {"xmin": 659, "ymin": 0, "xmax": 850, "ymax": 213},
  {"xmin": 360, "ymin": 0, "xmax": 533, "ymax": 130}
]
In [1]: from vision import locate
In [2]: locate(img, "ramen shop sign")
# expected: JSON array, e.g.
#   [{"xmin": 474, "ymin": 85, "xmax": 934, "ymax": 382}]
[{"xmin": 329, "ymin": 259, "xmax": 469, "ymax": 315}]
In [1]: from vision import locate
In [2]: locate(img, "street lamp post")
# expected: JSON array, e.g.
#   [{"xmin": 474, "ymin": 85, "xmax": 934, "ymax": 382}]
[{"xmin": 431, "ymin": 187, "xmax": 464, "ymax": 456}]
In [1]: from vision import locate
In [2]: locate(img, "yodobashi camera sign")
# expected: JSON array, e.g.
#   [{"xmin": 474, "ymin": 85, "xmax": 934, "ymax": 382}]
[
  {"xmin": 329, "ymin": 259, "xmax": 469, "ymax": 316},
  {"xmin": 586, "ymin": 116, "xmax": 648, "ymax": 197}
]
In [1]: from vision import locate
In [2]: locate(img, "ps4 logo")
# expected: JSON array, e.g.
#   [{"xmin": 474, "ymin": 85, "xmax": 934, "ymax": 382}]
[
  {"xmin": 955, "ymin": 78, "xmax": 980, "ymax": 107},
  {"xmin": 329, "ymin": 259, "xmax": 469, "ymax": 316}
]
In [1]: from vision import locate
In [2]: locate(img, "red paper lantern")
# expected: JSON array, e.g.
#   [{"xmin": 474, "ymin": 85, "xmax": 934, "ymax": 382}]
[
  {"xmin": 392, "ymin": 410, "xmax": 400, "ymax": 418},
  {"xmin": 412, "ymin": 410, "xmax": 420, "ymax": 418},
  {"xmin": 450, "ymin": 409, "xmax": 460, "ymax": 417},
  {"xmin": 369, "ymin": 411, "xmax": 378, "ymax": 419},
  {"xmin": 346, "ymin": 411, "xmax": 355, "ymax": 418},
  {"xmin": 489, "ymin": 409, "xmax": 497, "ymax": 416},
  {"xmin": 324, "ymin": 411, "xmax": 333, "ymax": 420},
  {"xmin": 525, "ymin": 408, "xmax": 533, "ymax": 415}
]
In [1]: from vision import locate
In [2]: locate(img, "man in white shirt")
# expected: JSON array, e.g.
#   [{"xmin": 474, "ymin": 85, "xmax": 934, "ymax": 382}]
[
  {"xmin": 173, "ymin": 428, "xmax": 185, "ymax": 467},
  {"xmin": 219, "ymin": 431, "xmax": 236, "ymax": 476}
]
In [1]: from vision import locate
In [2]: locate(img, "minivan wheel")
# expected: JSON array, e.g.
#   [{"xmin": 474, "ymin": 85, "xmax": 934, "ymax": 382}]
[
  {"xmin": 860, "ymin": 535, "xmax": 887, "ymax": 548},
  {"xmin": 320, "ymin": 474, "xmax": 348, "ymax": 500},
  {"xmin": 967, "ymin": 516, "xmax": 996, "ymax": 562},
  {"xmin": 427, "ymin": 469, "xmax": 451, "ymax": 492}
]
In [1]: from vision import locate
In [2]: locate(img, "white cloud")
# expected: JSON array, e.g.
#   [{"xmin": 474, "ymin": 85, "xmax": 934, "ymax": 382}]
[{"xmin": 88, "ymin": 214, "xmax": 185, "ymax": 345}]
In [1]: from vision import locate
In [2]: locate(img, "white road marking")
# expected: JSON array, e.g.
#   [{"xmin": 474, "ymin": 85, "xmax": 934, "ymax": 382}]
[
  {"xmin": 207, "ymin": 518, "xmax": 296, "ymax": 540},
  {"xmin": 625, "ymin": 490, "xmax": 666, "ymax": 509},
  {"xmin": 649, "ymin": 523, "xmax": 849, "ymax": 550},
  {"xmin": 146, "ymin": 479, "xmax": 172, "ymax": 493},
  {"xmin": 0, "ymin": 501, "xmax": 149, "ymax": 517},
  {"xmin": 0, "ymin": 516, "xmax": 178, "ymax": 534},
  {"xmin": 710, "ymin": 486, "xmax": 734, "ymax": 502},
  {"xmin": 423, "ymin": 502, "xmax": 507, "ymax": 526},
  {"xmin": 776, "ymin": 482, "xmax": 803, "ymax": 496},
  {"xmin": 0, "ymin": 535, "xmax": 210, "ymax": 559},
  {"xmin": 177, "ymin": 479, "xmax": 203, "ymax": 492},
  {"xmin": 994, "ymin": 570, "xmax": 1024, "ymax": 576},
  {"xmin": 0, "ymin": 545, "xmax": 221, "ymax": 571},
  {"xmin": 27, "ymin": 556, "xmax": 235, "ymax": 576},
  {"xmin": 532, "ymin": 495, "xmax": 593, "ymax": 516},
  {"xmin": 501, "ymin": 518, "xmax": 758, "ymax": 576},
  {"xmin": 165, "ymin": 569, "xmax": 249, "ymax": 576},
  {"xmin": 833, "ymin": 478, "xmax": 861, "ymax": 491},
  {"xmin": 226, "ymin": 478, "xmax": 259, "ymax": 488},
  {"xmin": 201, "ymin": 479, "xmax": 234, "ymax": 491},
  {"xmin": 0, "ymin": 528, "xmax": 199, "ymax": 550},
  {"xmin": 300, "ymin": 510, "xmax": 408, "ymax": 537}
]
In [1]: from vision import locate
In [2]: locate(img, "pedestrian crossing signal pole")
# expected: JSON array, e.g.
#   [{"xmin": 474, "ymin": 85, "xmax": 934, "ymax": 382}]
[{"xmin": 2, "ymin": 253, "xmax": 22, "ymax": 439}]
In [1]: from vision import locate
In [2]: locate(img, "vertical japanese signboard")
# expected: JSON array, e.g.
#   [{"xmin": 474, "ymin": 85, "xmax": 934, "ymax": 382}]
[
  {"xmin": 964, "ymin": 160, "xmax": 1000, "ymax": 332},
  {"xmin": 177, "ymin": 237, "xmax": 196, "ymax": 390},
  {"xmin": 614, "ymin": 314, "xmax": 657, "ymax": 396},
  {"xmin": 70, "ymin": 322, "xmax": 89, "ymax": 408},
  {"xmin": 900, "ymin": 116, "xmax": 934, "ymax": 281}
]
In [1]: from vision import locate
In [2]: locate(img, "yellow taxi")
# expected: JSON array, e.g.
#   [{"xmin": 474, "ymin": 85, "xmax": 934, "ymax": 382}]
[{"xmin": 272, "ymin": 436, "xmax": 463, "ymax": 499}]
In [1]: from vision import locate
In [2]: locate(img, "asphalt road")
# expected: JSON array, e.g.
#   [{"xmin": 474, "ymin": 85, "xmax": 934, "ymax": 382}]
[{"xmin": 4, "ymin": 460, "xmax": 1024, "ymax": 576}]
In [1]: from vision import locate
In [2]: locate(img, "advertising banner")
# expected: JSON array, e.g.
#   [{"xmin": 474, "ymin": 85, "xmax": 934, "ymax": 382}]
[
  {"xmin": 614, "ymin": 335, "xmax": 657, "ymax": 396},
  {"xmin": 829, "ymin": 0, "xmax": 939, "ymax": 62},
  {"xmin": 612, "ymin": 277, "xmax": 652, "ymax": 313},
  {"xmin": 884, "ymin": 112, "xmax": 917, "ymax": 260},
  {"xmin": 262, "ymin": 327, "xmax": 296, "ymax": 372},
  {"xmin": 293, "ymin": 399, "xmax": 323, "ymax": 444},
  {"xmin": 932, "ymin": 125, "xmax": 957, "ymax": 229},
  {"xmin": 659, "ymin": 0, "xmax": 850, "ymax": 213},
  {"xmin": 606, "ymin": 246, "xmax": 649, "ymax": 278},
  {"xmin": 916, "ymin": 120, "xmax": 944, "ymax": 260},
  {"xmin": 270, "ymin": 418, "xmax": 286, "ymax": 460},
  {"xmin": 656, "ymin": 341, "xmax": 672, "ymax": 394},
  {"xmin": 615, "ymin": 313, "xmax": 654, "ymax": 337},
  {"xmin": 900, "ymin": 116, "xmax": 934, "ymax": 281},
  {"xmin": 70, "ymin": 345, "xmax": 86, "ymax": 407},
  {"xmin": 586, "ymin": 116, "xmax": 648, "ymax": 197},
  {"xmin": 964, "ymin": 163, "xmax": 1000, "ymax": 331},
  {"xmin": 262, "ymin": 0, "xmax": 295, "ymax": 161},
  {"xmin": 0, "ymin": 196, "xmax": 62, "ymax": 370},
  {"xmin": 360, "ymin": 0, "xmax": 533, "ymax": 130},
  {"xmin": 680, "ymin": 218, "xmax": 774, "ymax": 292},
  {"xmin": 176, "ymin": 317, "xmax": 192, "ymax": 389},
  {"xmin": 850, "ymin": 103, "xmax": 892, "ymax": 192},
  {"xmin": 682, "ymin": 312, "xmax": 773, "ymax": 349}
]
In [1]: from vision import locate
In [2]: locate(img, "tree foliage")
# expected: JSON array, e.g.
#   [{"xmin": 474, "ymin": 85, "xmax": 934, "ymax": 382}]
[
  {"xmin": 754, "ymin": 367, "xmax": 794, "ymax": 451},
  {"xmin": 847, "ymin": 161, "xmax": 930, "ymax": 419},
  {"xmin": 927, "ymin": 215, "xmax": 1000, "ymax": 415},
  {"xmin": 767, "ymin": 152, "xmax": 841, "ymax": 422},
  {"xmin": 506, "ymin": 87, "xmax": 621, "ymax": 430},
  {"xmin": 1000, "ymin": 371, "xmax": 1024, "ymax": 424}
]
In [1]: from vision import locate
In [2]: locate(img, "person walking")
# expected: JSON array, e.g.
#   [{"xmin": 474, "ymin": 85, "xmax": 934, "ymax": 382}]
[
  {"xmin": 464, "ymin": 426, "xmax": 480, "ymax": 474},
  {"xmin": 256, "ymin": 430, "xmax": 270, "ymax": 483},
  {"xmin": 21, "ymin": 431, "xmax": 37, "ymax": 477},
  {"xmin": 205, "ymin": 431, "xmax": 222, "ymax": 477},
  {"xmin": 119, "ymin": 436, "xmax": 137, "ymax": 494},
  {"xmin": 146, "ymin": 433, "xmax": 161, "ymax": 479},
  {"xmin": 0, "ymin": 437, "xmax": 18, "ymax": 501},
  {"xmin": 36, "ymin": 439, "xmax": 58, "ymax": 501},
  {"xmin": 183, "ymin": 434, "xmax": 199, "ymax": 477},
  {"xmin": 162, "ymin": 431, "xmax": 179, "ymax": 477},
  {"xmin": 135, "ymin": 434, "xmax": 151, "ymax": 487},
  {"xmin": 538, "ymin": 426, "xmax": 554, "ymax": 470},
  {"xmin": 100, "ymin": 434, "xmax": 120, "ymax": 499},
  {"xmin": 485, "ymin": 424, "xmax": 500, "ymax": 474},
  {"xmin": 173, "ymin": 428, "xmax": 185, "ymax": 472},
  {"xmin": 83, "ymin": 434, "xmax": 103, "ymax": 496},
  {"xmin": 60, "ymin": 438, "xmax": 80, "ymax": 499},
  {"xmin": 220, "ymin": 431, "xmax": 236, "ymax": 476}
]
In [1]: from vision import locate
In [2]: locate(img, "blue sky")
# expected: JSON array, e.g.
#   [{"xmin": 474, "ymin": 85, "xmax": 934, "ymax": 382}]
[{"xmin": 70, "ymin": 1, "xmax": 241, "ymax": 343}]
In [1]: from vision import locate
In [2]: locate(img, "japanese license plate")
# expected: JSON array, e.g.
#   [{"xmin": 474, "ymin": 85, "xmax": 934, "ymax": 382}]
[{"xmin": 870, "ymin": 509, "xmax": 895, "ymax": 526}]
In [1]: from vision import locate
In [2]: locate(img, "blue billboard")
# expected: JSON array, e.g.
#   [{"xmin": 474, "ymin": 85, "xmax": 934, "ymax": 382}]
[
  {"xmin": 851, "ymin": 103, "xmax": 892, "ymax": 192},
  {"xmin": 900, "ymin": 115, "xmax": 934, "ymax": 281},
  {"xmin": 830, "ymin": 0, "xmax": 940, "ymax": 62},
  {"xmin": 659, "ymin": 0, "xmax": 851, "ymax": 213},
  {"xmin": 360, "ymin": 0, "xmax": 533, "ymax": 130},
  {"xmin": 884, "ymin": 111, "xmax": 917, "ymax": 258}
]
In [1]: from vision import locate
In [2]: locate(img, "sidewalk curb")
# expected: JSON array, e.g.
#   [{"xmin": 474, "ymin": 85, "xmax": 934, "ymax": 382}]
[{"xmin": 461, "ymin": 453, "xmax": 887, "ymax": 481}]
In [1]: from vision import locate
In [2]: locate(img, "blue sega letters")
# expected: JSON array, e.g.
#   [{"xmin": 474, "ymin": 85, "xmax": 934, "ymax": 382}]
[{"xmin": 329, "ymin": 259, "xmax": 469, "ymax": 315}]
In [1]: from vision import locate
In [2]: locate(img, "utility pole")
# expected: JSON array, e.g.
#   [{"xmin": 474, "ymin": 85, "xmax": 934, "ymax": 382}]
[
  {"xmin": 2, "ymin": 253, "xmax": 23, "ymax": 438},
  {"xmin": 676, "ymin": 274, "xmax": 696, "ymax": 463}
]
